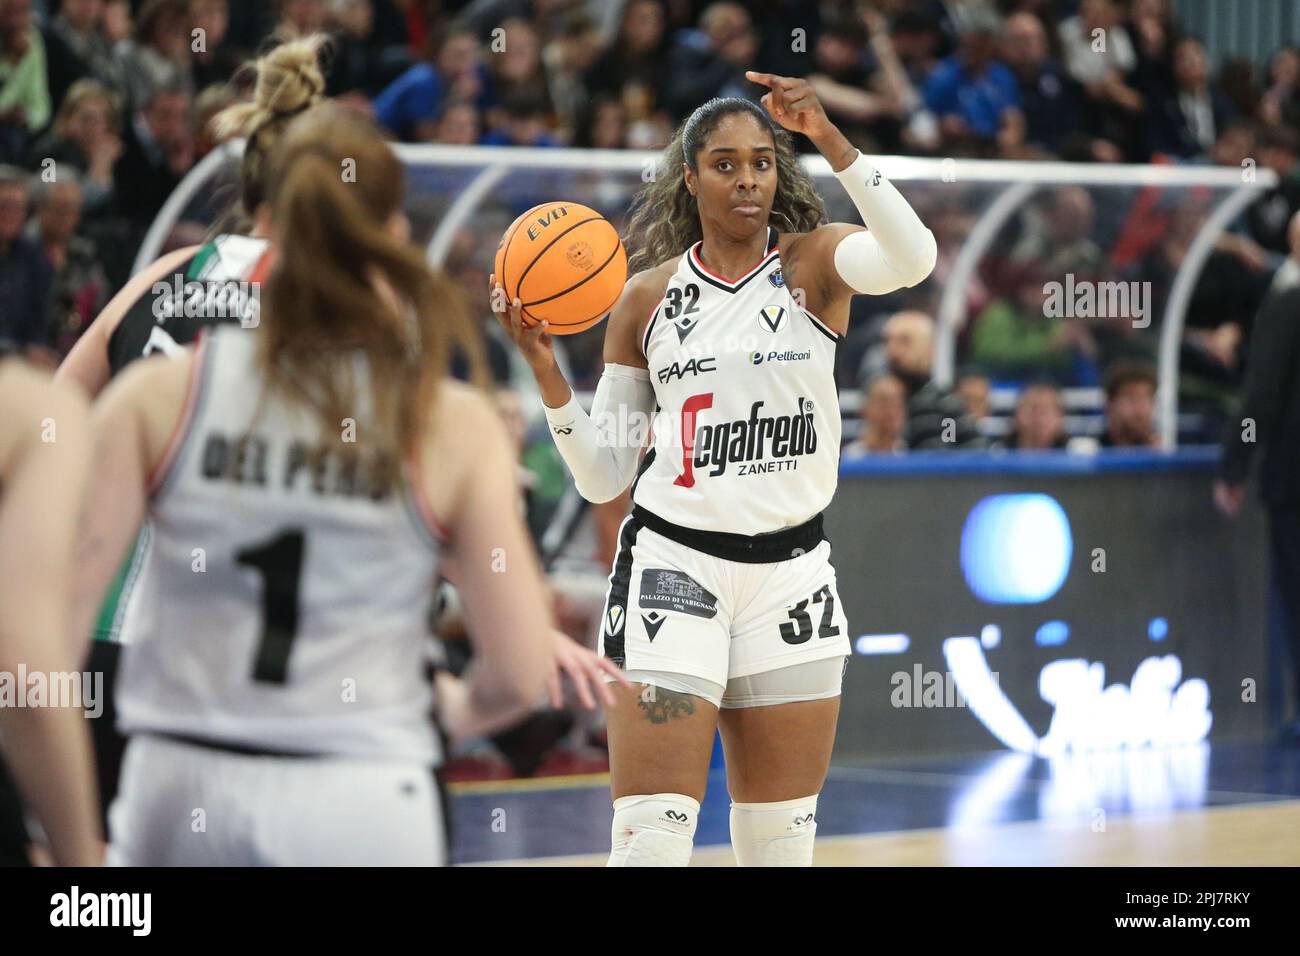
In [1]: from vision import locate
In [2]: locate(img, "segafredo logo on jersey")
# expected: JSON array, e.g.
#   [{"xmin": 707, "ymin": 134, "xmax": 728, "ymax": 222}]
[
  {"xmin": 674, "ymin": 394, "xmax": 818, "ymax": 485},
  {"xmin": 758, "ymin": 305, "xmax": 788, "ymax": 333},
  {"xmin": 151, "ymin": 276, "xmax": 261, "ymax": 327}
]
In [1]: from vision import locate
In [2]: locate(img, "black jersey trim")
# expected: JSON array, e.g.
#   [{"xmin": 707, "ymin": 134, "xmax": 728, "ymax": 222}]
[
  {"xmin": 687, "ymin": 226, "xmax": 780, "ymax": 293},
  {"xmin": 802, "ymin": 308, "xmax": 842, "ymax": 344},
  {"xmin": 640, "ymin": 298, "xmax": 663, "ymax": 358},
  {"xmin": 602, "ymin": 513, "xmax": 643, "ymax": 668}
]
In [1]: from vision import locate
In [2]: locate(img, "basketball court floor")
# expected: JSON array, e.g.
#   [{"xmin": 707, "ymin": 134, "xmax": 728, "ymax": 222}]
[{"xmin": 449, "ymin": 740, "xmax": 1300, "ymax": 866}]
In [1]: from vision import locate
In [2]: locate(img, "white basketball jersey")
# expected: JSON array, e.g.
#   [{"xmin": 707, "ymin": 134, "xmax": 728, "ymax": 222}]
[
  {"xmin": 116, "ymin": 326, "xmax": 443, "ymax": 763},
  {"xmin": 633, "ymin": 227, "xmax": 842, "ymax": 535}
]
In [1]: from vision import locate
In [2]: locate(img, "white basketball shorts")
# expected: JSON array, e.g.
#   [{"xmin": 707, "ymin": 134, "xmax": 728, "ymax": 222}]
[
  {"xmin": 108, "ymin": 734, "xmax": 447, "ymax": 866},
  {"xmin": 599, "ymin": 507, "xmax": 852, "ymax": 689}
]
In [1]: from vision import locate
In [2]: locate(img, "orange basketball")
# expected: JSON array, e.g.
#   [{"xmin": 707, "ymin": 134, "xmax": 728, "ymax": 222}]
[{"xmin": 494, "ymin": 201, "xmax": 627, "ymax": 335}]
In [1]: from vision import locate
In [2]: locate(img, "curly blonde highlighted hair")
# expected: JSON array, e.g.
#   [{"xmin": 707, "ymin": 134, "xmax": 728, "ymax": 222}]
[
  {"xmin": 624, "ymin": 97, "xmax": 826, "ymax": 273},
  {"xmin": 212, "ymin": 35, "xmax": 328, "ymax": 217}
]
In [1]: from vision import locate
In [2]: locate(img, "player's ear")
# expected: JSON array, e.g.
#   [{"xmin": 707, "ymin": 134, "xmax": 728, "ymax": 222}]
[{"xmin": 682, "ymin": 163, "xmax": 696, "ymax": 199}]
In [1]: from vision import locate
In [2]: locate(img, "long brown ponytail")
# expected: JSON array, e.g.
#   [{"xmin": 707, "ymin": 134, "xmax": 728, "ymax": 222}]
[{"xmin": 260, "ymin": 103, "xmax": 487, "ymax": 479}]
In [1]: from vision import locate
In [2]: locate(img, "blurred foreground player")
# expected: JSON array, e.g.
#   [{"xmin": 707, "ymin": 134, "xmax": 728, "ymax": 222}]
[
  {"xmin": 55, "ymin": 36, "xmax": 329, "ymax": 833},
  {"xmin": 71, "ymin": 105, "xmax": 556, "ymax": 866},
  {"xmin": 495, "ymin": 76, "xmax": 936, "ymax": 865},
  {"xmin": 0, "ymin": 357, "xmax": 101, "ymax": 865}
]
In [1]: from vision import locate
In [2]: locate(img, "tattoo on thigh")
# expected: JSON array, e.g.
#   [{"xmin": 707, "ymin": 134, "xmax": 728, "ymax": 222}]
[{"xmin": 637, "ymin": 685, "xmax": 696, "ymax": 724}]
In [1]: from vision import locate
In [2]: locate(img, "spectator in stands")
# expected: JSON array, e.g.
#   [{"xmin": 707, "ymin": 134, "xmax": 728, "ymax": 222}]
[
  {"xmin": 919, "ymin": 11, "xmax": 1022, "ymax": 158},
  {"xmin": 114, "ymin": 0, "xmax": 194, "ymax": 113},
  {"xmin": 190, "ymin": 0, "xmax": 241, "ymax": 92},
  {"xmin": 572, "ymin": 93, "xmax": 625, "ymax": 150},
  {"xmin": 1215, "ymin": 212, "xmax": 1300, "ymax": 742},
  {"xmin": 662, "ymin": 3, "xmax": 760, "ymax": 121},
  {"xmin": 192, "ymin": 82, "xmax": 236, "ymax": 159},
  {"xmin": 1245, "ymin": 126, "xmax": 1300, "ymax": 257},
  {"xmin": 1260, "ymin": 45, "xmax": 1300, "ymax": 129},
  {"xmin": 0, "ymin": 0, "xmax": 50, "ymax": 164},
  {"xmin": 541, "ymin": 9, "xmax": 602, "ymax": 141},
  {"xmin": 1100, "ymin": 360, "xmax": 1158, "ymax": 447},
  {"xmin": 1147, "ymin": 36, "xmax": 1234, "ymax": 160},
  {"xmin": 29, "ymin": 172, "xmax": 107, "ymax": 356},
  {"xmin": 112, "ymin": 82, "xmax": 193, "ymax": 248},
  {"xmin": 843, "ymin": 372, "xmax": 907, "ymax": 459},
  {"xmin": 480, "ymin": 90, "xmax": 558, "ymax": 147},
  {"xmin": 1011, "ymin": 186, "xmax": 1106, "ymax": 279},
  {"xmin": 484, "ymin": 17, "xmax": 551, "ymax": 133},
  {"xmin": 0, "ymin": 165, "xmax": 52, "ymax": 357},
  {"xmin": 323, "ymin": 0, "xmax": 411, "ymax": 102},
  {"xmin": 807, "ymin": 14, "xmax": 901, "ymax": 155},
  {"xmin": 428, "ymin": 96, "xmax": 481, "ymax": 145},
  {"xmin": 24, "ymin": 79, "xmax": 121, "ymax": 216},
  {"xmin": 1059, "ymin": 0, "xmax": 1143, "ymax": 160},
  {"xmin": 1002, "ymin": 382, "xmax": 1069, "ymax": 450},
  {"xmin": 956, "ymin": 370, "xmax": 991, "ymax": 423},
  {"xmin": 374, "ymin": 21, "xmax": 495, "ymax": 141},
  {"xmin": 970, "ymin": 263, "xmax": 1097, "ymax": 385},
  {"xmin": 277, "ymin": 0, "xmax": 329, "ymax": 40},
  {"xmin": 584, "ymin": 0, "xmax": 669, "ymax": 108},
  {"xmin": 42, "ymin": 0, "xmax": 124, "ymax": 112},
  {"xmin": 1000, "ymin": 11, "xmax": 1084, "ymax": 159},
  {"xmin": 883, "ymin": 310, "xmax": 983, "ymax": 449},
  {"xmin": 1268, "ymin": 204, "xmax": 1300, "ymax": 293}
]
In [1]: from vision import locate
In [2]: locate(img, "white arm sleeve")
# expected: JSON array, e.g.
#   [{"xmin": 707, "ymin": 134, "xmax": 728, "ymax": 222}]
[
  {"xmin": 542, "ymin": 363, "xmax": 655, "ymax": 504},
  {"xmin": 831, "ymin": 150, "xmax": 938, "ymax": 295}
]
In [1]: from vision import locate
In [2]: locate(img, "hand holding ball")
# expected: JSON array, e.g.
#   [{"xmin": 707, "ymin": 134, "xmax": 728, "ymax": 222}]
[{"xmin": 492, "ymin": 202, "xmax": 627, "ymax": 336}]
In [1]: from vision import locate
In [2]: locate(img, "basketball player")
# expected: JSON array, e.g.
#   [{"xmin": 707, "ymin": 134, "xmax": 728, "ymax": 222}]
[
  {"xmin": 493, "ymin": 74, "xmax": 936, "ymax": 866},
  {"xmin": 70, "ymin": 105, "xmax": 555, "ymax": 866},
  {"xmin": 55, "ymin": 36, "xmax": 329, "ymax": 832},
  {"xmin": 0, "ymin": 357, "xmax": 101, "ymax": 865}
]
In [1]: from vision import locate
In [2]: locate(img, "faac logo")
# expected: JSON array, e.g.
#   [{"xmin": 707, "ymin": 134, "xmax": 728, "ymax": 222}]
[{"xmin": 657, "ymin": 355, "xmax": 716, "ymax": 383}]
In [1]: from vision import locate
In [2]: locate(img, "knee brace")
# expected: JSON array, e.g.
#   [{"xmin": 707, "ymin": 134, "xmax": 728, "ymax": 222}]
[
  {"xmin": 729, "ymin": 794, "xmax": 819, "ymax": 867},
  {"xmin": 607, "ymin": 793, "xmax": 699, "ymax": 867}
]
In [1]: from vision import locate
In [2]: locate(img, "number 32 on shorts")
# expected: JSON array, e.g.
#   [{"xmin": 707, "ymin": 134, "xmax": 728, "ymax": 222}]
[{"xmin": 779, "ymin": 584, "xmax": 841, "ymax": 645}]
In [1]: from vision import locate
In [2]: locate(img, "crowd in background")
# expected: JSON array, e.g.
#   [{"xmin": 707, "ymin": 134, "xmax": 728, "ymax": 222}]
[{"xmin": 2, "ymin": 0, "xmax": 1299, "ymax": 452}]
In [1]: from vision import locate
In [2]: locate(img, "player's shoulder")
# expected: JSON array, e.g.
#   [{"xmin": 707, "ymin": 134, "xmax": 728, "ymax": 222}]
[
  {"xmin": 623, "ymin": 258, "xmax": 679, "ymax": 308},
  {"xmin": 0, "ymin": 359, "xmax": 89, "ymax": 473},
  {"xmin": 0, "ymin": 359, "xmax": 86, "ymax": 417}
]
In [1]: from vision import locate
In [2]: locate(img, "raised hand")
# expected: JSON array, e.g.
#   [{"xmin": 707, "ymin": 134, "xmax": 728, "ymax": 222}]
[{"xmin": 745, "ymin": 71, "xmax": 832, "ymax": 138}]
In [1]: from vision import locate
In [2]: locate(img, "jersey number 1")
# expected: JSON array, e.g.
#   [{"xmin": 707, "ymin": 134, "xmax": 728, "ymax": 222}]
[{"xmin": 236, "ymin": 529, "xmax": 304, "ymax": 684}]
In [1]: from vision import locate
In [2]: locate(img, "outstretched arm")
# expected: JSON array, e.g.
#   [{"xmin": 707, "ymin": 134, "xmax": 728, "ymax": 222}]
[
  {"xmin": 747, "ymin": 72, "xmax": 937, "ymax": 313},
  {"xmin": 492, "ymin": 271, "xmax": 661, "ymax": 504}
]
